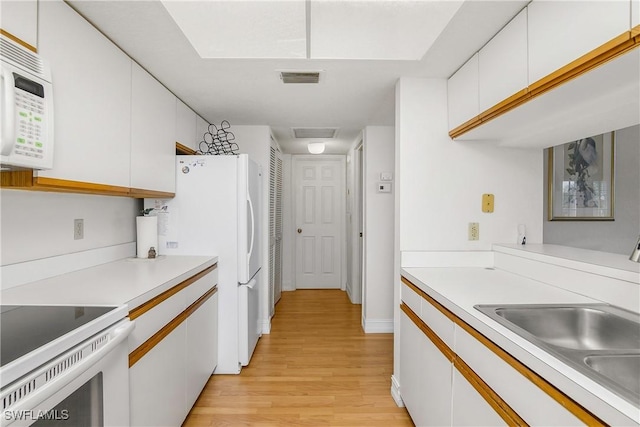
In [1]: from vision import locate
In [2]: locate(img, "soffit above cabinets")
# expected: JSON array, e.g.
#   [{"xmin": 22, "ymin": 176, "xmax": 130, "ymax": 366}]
[{"xmin": 161, "ymin": 0, "xmax": 464, "ymax": 61}]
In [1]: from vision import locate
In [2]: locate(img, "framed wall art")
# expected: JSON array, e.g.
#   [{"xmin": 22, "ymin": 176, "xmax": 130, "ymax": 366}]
[{"xmin": 548, "ymin": 132, "xmax": 615, "ymax": 221}]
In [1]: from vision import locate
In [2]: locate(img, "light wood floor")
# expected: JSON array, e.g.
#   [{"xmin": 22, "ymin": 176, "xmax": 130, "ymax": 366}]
[{"xmin": 183, "ymin": 289, "xmax": 413, "ymax": 426}]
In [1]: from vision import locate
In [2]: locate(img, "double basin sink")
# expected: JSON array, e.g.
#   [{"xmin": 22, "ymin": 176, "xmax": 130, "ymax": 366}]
[{"xmin": 474, "ymin": 303, "xmax": 640, "ymax": 406}]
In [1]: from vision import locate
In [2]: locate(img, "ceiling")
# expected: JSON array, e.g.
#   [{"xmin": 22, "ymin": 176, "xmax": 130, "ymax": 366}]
[{"xmin": 67, "ymin": 0, "xmax": 529, "ymax": 154}]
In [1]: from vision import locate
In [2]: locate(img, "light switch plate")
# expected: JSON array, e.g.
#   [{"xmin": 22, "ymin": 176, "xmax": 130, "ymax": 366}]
[
  {"xmin": 380, "ymin": 172, "xmax": 393, "ymax": 181},
  {"xmin": 482, "ymin": 194, "xmax": 494, "ymax": 213}
]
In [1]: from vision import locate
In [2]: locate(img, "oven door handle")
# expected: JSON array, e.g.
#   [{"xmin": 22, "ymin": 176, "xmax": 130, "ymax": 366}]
[{"xmin": 1, "ymin": 320, "xmax": 134, "ymax": 424}]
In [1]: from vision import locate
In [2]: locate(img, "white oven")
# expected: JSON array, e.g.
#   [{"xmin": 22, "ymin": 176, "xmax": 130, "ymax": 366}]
[{"xmin": 0, "ymin": 306, "xmax": 134, "ymax": 427}]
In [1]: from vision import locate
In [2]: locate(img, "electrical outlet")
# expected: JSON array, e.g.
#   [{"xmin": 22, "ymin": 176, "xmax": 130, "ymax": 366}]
[
  {"xmin": 74, "ymin": 219, "xmax": 84, "ymax": 240},
  {"xmin": 468, "ymin": 222, "xmax": 479, "ymax": 241}
]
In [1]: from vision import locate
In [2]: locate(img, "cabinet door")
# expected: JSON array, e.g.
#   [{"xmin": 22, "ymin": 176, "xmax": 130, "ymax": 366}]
[
  {"xmin": 634, "ymin": 0, "xmax": 640, "ymax": 28},
  {"xmin": 479, "ymin": 8, "xmax": 528, "ymax": 111},
  {"xmin": 0, "ymin": 0, "xmax": 38, "ymax": 49},
  {"xmin": 451, "ymin": 369, "xmax": 505, "ymax": 426},
  {"xmin": 37, "ymin": 1, "xmax": 132, "ymax": 187},
  {"xmin": 195, "ymin": 115, "xmax": 209, "ymax": 153},
  {"xmin": 131, "ymin": 62, "xmax": 176, "ymax": 193},
  {"xmin": 447, "ymin": 53, "xmax": 479, "ymax": 130},
  {"xmin": 185, "ymin": 293, "xmax": 218, "ymax": 411},
  {"xmin": 176, "ymin": 100, "xmax": 197, "ymax": 151},
  {"xmin": 528, "ymin": 0, "xmax": 630, "ymax": 84},
  {"xmin": 130, "ymin": 323, "xmax": 187, "ymax": 427},
  {"xmin": 400, "ymin": 311, "xmax": 452, "ymax": 426}
]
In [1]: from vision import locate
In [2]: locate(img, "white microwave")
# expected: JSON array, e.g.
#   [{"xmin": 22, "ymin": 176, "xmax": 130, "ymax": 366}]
[{"xmin": 1, "ymin": 35, "xmax": 54, "ymax": 170}]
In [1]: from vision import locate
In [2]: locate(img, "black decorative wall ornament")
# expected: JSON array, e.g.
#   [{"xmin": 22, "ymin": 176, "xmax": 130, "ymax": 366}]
[{"xmin": 197, "ymin": 120, "xmax": 239, "ymax": 155}]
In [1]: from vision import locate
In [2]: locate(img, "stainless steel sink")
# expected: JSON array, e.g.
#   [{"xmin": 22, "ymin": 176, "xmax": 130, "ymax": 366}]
[
  {"xmin": 585, "ymin": 354, "xmax": 640, "ymax": 397},
  {"xmin": 493, "ymin": 305, "xmax": 640, "ymax": 351},
  {"xmin": 475, "ymin": 303, "xmax": 640, "ymax": 405}
]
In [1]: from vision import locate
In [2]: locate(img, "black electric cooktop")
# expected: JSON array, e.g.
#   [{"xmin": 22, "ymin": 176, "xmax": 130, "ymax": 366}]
[{"xmin": 0, "ymin": 305, "xmax": 117, "ymax": 367}]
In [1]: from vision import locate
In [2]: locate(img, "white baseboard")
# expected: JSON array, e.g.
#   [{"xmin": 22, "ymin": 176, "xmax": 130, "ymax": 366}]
[
  {"xmin": 362, "ymin": 318, "xmax": 394, "ymax": 333},
  {"xmin": 282, "ymin": 280, "xmax": 295, "ymax": 291},
  {"xmin": 1, "ymin": 243, "xmax": 136, "ymax": 290},
  {"xmin": 390, "ymin": 375, "xmax": 404, "ymax": 407},
  {"xmin": 260, "ymin": 319, "xmax": 271, "ymax": 335}
]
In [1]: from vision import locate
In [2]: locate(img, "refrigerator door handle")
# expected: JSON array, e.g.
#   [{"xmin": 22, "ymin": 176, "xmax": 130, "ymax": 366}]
[
  {"xmin": 247, "ymin": 193, "xmax": 255, "ymax": 261},
  {"xmin": 242, "ymin": 278, "xmax": 257, "ymax": 290}
]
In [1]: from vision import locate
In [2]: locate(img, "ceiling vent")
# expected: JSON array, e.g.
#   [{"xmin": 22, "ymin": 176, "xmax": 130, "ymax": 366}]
[
  {"xmin": 280, "ymin": 71, "xmax": 320, "ymax": 84},
  {"xmin": 292, "ymin": 128, "xmax": 338, "ymax": 139}
]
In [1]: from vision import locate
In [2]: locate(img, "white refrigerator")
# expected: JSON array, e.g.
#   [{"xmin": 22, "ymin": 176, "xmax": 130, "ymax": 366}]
[{"xmin": 145, "ymin": 154, "xmax": 262, "ymax": 374}]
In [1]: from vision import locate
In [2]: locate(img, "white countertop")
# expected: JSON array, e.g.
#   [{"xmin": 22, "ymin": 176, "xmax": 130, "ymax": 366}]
[
  {"xmin": 401, "ymin": 266, "xmax": 640, "ymax": 425},
  {"xmin": 0, "ymin": 255, "xmax": 217, "ymax": 310}
]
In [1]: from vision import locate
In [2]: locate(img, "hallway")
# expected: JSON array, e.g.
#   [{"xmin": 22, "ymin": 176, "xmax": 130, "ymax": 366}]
[{"xmin": 183, "ymin": 290, "xmax": 413, "ymax": 426}]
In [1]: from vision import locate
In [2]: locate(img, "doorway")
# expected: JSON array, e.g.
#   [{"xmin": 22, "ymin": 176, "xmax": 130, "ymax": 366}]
[{"xmin": 293, "ymin": 155, "xmax": 346, "ymax": 289}]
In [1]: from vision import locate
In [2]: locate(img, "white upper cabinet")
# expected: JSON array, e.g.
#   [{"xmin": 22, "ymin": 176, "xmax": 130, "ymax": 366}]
[
  {"xmin": 528, "ymin": 0, "xmax": 630, "ymax": 85},
  {"xmin": 176, "ymin": 100, "xmax": 197, "ymax": 151},
  {"xmin": 0, "ymin": 0, "xmax": 38, "ymax": 49},
  {"xmin": 131, "ymin": 62, "xmax": 176, "ymax": 193},
  {"xmin": 479, "ymin": 8, "xmax": 528, "ymax": 112},
  {"xmin": 195, "ymin": 115, "xmax": 209, "ymax": 153},
  {"xmin": 633, "ymin": 0, "xmax": 640, "ymax": 28},
  {"xmin": 447, "ymin": 53, "xmax": 479, "ymax": 130},
  {"xmin": 37, "ymin": 1, "xmax": 132, "ymax": 187}
]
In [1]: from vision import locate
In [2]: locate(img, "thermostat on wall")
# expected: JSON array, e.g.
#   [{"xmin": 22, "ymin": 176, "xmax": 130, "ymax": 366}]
[{"xmin": 377, "ymin": 182, "xmax": 392, "ymax": 193}]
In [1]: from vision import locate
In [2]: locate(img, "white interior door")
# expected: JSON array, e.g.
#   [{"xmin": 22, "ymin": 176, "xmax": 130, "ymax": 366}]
[{"xmin": 294, "ymin": 156, "xmax": 345, "ymax": 289}]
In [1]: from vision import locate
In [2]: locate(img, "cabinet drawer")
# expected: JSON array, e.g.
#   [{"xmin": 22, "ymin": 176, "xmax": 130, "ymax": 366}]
[
  {"xmin": 128, "ymin": 290, "xmax": 185, "ymax": 352},
  {"xmin": 455, "ymin": 324, "xmax": 583, "ymax": 426},
  {"xmin": 184, "ymin": 268, "xmax": 217, "ymax": 306},
  {"xmin": 401, "ymin": 282, "xmax": 422, "ymax": 317}
]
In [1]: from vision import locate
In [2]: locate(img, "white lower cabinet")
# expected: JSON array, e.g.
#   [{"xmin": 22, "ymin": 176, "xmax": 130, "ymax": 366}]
[
  {"xmin": 130, "ymin": 323, "xmax": 188, "ymax": 427},
  {"xmin": 451, "ymin": 369, "xmax": 505, "ymax": 427},
  {"xmin": 186, "ymin": 293, "xmax": 218, "ymax": 407},
  {"xmin": 129, "ymin": 268, "xmax": 218, "ymax": 426},
  {"xmin": 400, "ymin": 279, "xmax": 591, "ymax": 427}
]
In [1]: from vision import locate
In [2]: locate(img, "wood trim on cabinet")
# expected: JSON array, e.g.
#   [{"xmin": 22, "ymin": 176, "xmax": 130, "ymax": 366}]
[
  {"xmin": 128, "ymin": 187, "xmax": 175, "ymax": 199},
  {"xmin": 454, "ymin": 356, "xmax": 529, "ymax": 426},
  {"xmin": 400, "ymin": 302, "xmax": 454, "ymax": 362},
  {"xmin": 0, "ymin": 172, "xmax": 131, "ymax": 196},
  {"xmin": 401, "ymin": 276, "xmax": 607, "ymax": 426},
  {"xmin": 401, "ymin": 302, "xmax": 525, "ymax": 426},
  {"xmin": 0, "ymin": 171, "xmax": 176, "ymax": 198},
  {"xmin": 0, "ymin": 170, "xmax": 34, "ymax": 187},
  {"xmin": 176, "ymin": 142, "xmax": 197, "ymax": 155},
  {"xmin": 449, "ymin": 29, "xmax": 640, "ymax": 139},
  {"xmin": 0, "ymin": 29, "xmax": 37, "ymax": 53},
  {"xmin": 129, "ymin": 284, "xmax": 218, "ymax": 367},
  {"xmin": 129, "ymin": 263, "xmax": 217, "ymax": 320}
]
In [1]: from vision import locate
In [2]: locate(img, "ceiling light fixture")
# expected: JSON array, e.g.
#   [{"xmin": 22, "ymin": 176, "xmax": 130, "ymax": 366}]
[{"xmin": 308, "ymin": 142, "xmax": 325, "ymax": 154}]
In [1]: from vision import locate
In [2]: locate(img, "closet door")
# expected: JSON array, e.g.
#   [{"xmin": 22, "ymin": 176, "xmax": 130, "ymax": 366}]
[{"xmin": 268, "ymin": 144, "xmax": 283, "ymax": 316}]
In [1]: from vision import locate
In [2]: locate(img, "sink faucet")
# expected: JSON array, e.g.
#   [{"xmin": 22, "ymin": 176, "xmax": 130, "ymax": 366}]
[{"xmin": 630, "ymin": 235, "xmax": 640, "ymax": 262}]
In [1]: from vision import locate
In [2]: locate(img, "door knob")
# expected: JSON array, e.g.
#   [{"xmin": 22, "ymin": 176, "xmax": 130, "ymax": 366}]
[{"xmin": 297, "ymin": 228, "xmax": 302, "ymax": 234}]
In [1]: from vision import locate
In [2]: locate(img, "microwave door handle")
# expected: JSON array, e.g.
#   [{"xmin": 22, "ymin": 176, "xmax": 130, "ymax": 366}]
[
  {"xmin": 247, "ymin": 193, "xmax": 255, "ymax": 260},
  {"xmin": 1, "ymin": 68, "xmax": 16, "ymax": 156}
]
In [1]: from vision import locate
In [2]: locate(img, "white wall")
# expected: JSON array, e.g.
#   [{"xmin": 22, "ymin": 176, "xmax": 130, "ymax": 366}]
[
  {"xmin": 393, "ymin": 77, "xmax": 544, "ymax": 389},
  {"xmin": 363, "ymin": 126, "xmax": 395, "ymax": 333},
  {"xmin": 0, "ymin": 190, "xmax": 138, "ymax": 265},
  {"xmin": 234, "ymin": 125, "xmax": 272, "ymax": 332}
]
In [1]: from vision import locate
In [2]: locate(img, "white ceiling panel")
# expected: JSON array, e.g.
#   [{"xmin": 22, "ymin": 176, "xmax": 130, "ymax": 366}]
[
  {"xmin": 310, "ymin": 0, "xmax": 464, "ymax": 60},
  {"xmin": 161, "ymin": 0, "xmax": 307, "ymax": 59}
]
